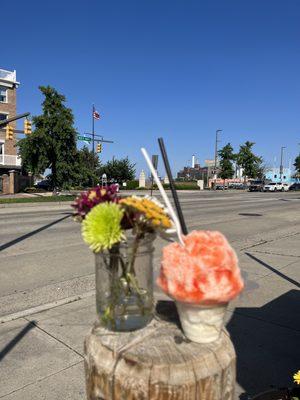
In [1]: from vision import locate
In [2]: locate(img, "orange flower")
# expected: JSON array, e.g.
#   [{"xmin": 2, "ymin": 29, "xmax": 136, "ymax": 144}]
[{"xmin": 157, "ymin": 230, "xmax": 244, "ymax": 305}]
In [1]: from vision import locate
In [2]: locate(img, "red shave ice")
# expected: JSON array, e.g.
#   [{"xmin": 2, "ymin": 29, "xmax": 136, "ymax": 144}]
[{"xmin": 157, "ymin": 230, "xmax": 244, "ymax": 305}]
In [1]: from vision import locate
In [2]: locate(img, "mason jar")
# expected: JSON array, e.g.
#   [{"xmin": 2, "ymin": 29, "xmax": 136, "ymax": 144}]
[{"xmin": 95, "ymin": 233, "xmax": 155, "ymax": 331}]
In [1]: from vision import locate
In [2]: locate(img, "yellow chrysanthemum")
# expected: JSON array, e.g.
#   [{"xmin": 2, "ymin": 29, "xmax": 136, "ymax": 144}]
[
  {"xmin": 82, "ymin": 202, "xmax": 124, "ymax": 252},
  {"xmin": 294, "ymin": 370, "xmax": 300, "ymax": 385},
  {"xmin": 88, "ymin": 190, "xmax": 97, "ymax": 201},
  {"xmin": 120, "ymin": 196, "xmax": 172, "ymax": 229}
]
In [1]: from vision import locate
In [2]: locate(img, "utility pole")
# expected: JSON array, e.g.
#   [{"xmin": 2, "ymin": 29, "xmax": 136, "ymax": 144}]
[
  {"xmin": 279, "ymin": 146, "xmax": 286, "ymax": 181},
  {"xmin": 213, "ymin": 129, "xmax": 222, "ymax": 189}
]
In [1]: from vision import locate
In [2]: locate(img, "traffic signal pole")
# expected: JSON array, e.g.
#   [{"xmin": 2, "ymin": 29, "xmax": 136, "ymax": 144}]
[{"xmin": 0, "ymin": 112, "xmax": 30, "ymax": 127}]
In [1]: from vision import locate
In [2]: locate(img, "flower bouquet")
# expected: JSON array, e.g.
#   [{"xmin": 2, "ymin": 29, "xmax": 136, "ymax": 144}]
[
  {"xmin": 157, "ymin": 230, "xmax": 244, "ymax": 343},
  {"xmin": 72, "ymin": 186, "xmax": 172, "ymax": 331}
]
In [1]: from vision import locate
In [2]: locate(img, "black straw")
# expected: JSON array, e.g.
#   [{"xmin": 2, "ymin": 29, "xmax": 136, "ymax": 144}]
[{"xmin": 158, "ymin": 138, "xmax": 188, "ymax": 235}]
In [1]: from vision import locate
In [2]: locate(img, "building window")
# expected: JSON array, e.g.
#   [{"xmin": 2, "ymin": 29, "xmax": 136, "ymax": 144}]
[
  {"xmin": 0, "ymin": 113, "xmax": 8, "ymax": 121},
  {"xmin": 0, "ymin": 142, "xmax": 4, "ymax": 155},
  {"xmin": 0, "ymin": 86, "xmax": 8, "ymax": 103},
  {"xmin": 274, "ymin": 174, "xmax": 277, "ymax": 178}
]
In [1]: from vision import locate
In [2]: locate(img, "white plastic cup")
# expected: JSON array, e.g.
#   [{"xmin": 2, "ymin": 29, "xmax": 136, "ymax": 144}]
[{"xmin": 176, "ymin": 302, "xmax": 228, "ymax": 343}]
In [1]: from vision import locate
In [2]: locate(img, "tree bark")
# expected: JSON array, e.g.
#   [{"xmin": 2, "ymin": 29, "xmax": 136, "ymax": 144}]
[{"xmin": 84, "ymin": 301, "xmax": 236, "ymax": 400}]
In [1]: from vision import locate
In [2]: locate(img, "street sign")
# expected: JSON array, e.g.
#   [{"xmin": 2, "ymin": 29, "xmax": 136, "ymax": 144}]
[
  {"xmin": 152, "ymin": 155, "xmax": 158, "ymax": 170},
  {"xmin": 77, "ymin": 135, "xmax": 91, "ymax": 143}
]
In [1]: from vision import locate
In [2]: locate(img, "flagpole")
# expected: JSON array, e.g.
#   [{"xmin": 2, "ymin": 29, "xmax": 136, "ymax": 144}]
[
  {"xmin": 92, "ymin": 104, "xmax": 95, "ymax": 186},
  {"xmin": 92, "ymin": 104, "xmax": 95, "ymax": 155}
]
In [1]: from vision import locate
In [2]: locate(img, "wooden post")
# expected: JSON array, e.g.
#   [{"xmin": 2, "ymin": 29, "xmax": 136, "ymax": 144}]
[{"xmin": 84, "ymin": 301, "xmax": 236, "ymax": 400}]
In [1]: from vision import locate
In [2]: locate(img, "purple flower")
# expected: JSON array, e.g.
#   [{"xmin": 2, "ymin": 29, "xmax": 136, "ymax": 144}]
[{"xmin": 72, "ymin": 185, "xmax": 119, "ymax": 221}]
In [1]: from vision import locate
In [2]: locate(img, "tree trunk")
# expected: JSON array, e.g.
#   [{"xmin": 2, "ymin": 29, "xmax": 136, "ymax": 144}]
[{"xmin": 84, "ymin": 301, "xmax": 236, "ymax": 400}]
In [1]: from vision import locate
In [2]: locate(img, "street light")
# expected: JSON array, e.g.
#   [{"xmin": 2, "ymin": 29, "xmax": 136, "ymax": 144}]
[
  {"xmin": 279, "ymin": 146, "xmax": 286, "ymax": 181},
  {"xmin": 213, "ymin": 130, "xmax": 222, "ymax": 189}
]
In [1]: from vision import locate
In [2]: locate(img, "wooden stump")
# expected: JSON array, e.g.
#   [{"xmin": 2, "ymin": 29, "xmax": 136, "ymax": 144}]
[{"xmin": 84, "ymin": 301, "xmax": 236, "ymax": 400}]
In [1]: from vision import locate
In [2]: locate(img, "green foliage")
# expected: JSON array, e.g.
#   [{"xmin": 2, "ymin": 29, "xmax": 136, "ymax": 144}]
[
  {"xmin": 174, "ymin": 183, "xmax": 199, "ymax": 190},
  {"xmin": 23, "ymin": 187, "xmax": 46, "ymax": 193},
  {"xmin": 154, "ymin": 182, "xmax": 199, "ymax": 190},
  {"xmin": 126, "ymin": 180, "xmax": 139, "ymax": 189},
  {"xmin": 236, "ymin": 141, "xmax": 263, "ymax": 179},
  {"xmin": 256, "ymin": 163, "xmax": 268, "ymax": 180},
  {"xmin": 18, "ymin": 86, "xmax": 78, "ymax": 189},
  {"xmin": 218, "ymin": 143, "xmax": 235, "ymax": 179},
  {"xmin": 294, "ymin": 154, "xmax": 300, "ymax": 173},
  {"xmin": 99, "ymin": 157, "xmax": 136, "ymax": 183},
  {"xmin": 73, "ymin": 146, "xmax": 102, "ymax": 187},
  {"xmin": 23, "ymin": 187, "xmax": 37, "ymax": 193}
]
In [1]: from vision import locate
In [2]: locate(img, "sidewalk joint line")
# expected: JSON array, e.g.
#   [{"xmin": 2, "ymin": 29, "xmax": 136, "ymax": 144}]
[
  {"xmin": 24, "ymin": 317, "xmax": 84, "ymax": 358},
  {"xmin": 0, "ymin": 360, "xmax": 83, "ymax": 399}
]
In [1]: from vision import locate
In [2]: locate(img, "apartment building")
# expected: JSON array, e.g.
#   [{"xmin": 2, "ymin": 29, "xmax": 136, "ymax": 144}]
[{"xmin": 0, "ymin": 68, "xmax": 21, "ymax": 175}]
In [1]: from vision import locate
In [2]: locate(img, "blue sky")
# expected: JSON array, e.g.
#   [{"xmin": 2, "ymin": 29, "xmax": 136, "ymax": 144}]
[{"xmin": 2, "ymin": 0, "xmax": 300, "ymax": 177}]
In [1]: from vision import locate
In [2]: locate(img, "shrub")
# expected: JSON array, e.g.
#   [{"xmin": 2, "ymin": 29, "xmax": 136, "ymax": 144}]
[
  {"xmin": 126, "ymin": 180, "xmax": 139, "ymax": 190},
  {"xmin": 24, "ymin": 187, "xmax": 37, "ymax": 193},
  {"xmin": 153, "ymin": 182, "xmax": 198, "ymax": 190}
]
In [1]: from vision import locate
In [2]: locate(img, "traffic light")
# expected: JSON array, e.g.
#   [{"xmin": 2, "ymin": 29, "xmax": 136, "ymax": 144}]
[
  {"xmin": 96, "ymin": 143, "xmax": 102, "ymax": 153},
  {"xmin": 5, "ymin": 124, "xmax": 14, "ymax": 140},
  {"xmin": 24, "ymin": 118, "xmax": 32, "ymax": 134}
]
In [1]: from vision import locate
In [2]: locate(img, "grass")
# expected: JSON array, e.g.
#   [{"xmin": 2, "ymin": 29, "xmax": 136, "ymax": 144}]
[{"xmin": 0, "ymin": 195, "xmax": 76, "ymax": 204}]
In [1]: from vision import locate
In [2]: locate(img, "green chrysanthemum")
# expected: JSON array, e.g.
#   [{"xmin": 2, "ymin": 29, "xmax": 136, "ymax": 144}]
[{"xmin": 82, "ymin": 202, "xmax": 124, "ymax": 252}]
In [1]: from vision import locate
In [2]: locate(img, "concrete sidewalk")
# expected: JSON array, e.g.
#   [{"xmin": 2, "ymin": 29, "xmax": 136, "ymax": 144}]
[{"xmin": 0, "ymin": 237, "xmax": 299, "ymax": 399}]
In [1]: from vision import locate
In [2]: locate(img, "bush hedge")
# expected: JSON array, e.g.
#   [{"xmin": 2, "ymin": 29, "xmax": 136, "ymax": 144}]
[
  {"xmin": 153, "ymin": 182, "xmax": 199, "ymax": 190},
  {"xmin": 125, "ymin": 180, "xmax": 139, "ymax": 190}
]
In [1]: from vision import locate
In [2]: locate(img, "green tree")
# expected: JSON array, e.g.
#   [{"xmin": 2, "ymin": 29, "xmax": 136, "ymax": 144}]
[
  {"xmin": 294, "ymin": 154, "xmax": 300, "ymax": 174},
  {"xmin": 256, "ymin": 162, "xmax": 268, "ymax": 180},
  {"xmin": 236, "ymin": 141, "xmax": 263, "ymax": 181},
  {"xmin": 99, "ymin": 157, "xmax": 136, "ymax": 183},
  {"xmin": 218, "ymin": 143, "xmax": 235, "ymax": 179},
  {"xmin": 73, "ymin": 146, "xmax": 102, "ymax": 187},
  {"xmin": 18, "ymin": 86, "xmax": 78, "ymax": 189}
]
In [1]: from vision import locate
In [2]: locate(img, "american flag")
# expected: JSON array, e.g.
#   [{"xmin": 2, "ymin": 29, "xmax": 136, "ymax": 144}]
[{"xmin": 93, "ymin": 110, "xmax": 100, "ymax": 120}]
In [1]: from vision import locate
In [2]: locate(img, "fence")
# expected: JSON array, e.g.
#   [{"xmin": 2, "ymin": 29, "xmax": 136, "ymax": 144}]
[{"xmin": 1, "ymin": 171, "xmax": 33, "ymax": 194}]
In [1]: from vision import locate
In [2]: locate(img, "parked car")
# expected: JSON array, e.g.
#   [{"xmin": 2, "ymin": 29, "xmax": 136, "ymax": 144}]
[
  {"xmin": 228, "ymin": 183, "xmax": 247, "ymax": 190},
  {"xmin": 289, "ymin": 182, "xmax": 300, "ymax": 191},
  {"xmin": 249, "ymin": 180, "xmax": 264, "ymax": 192},
  {"xmin": 35, "ymin": 179, "xmax": 52, "ymax": 190},
  {"xmin": 235, "ymin": 183, "xmax": 248, "ymax": 190},
  {"xmin": 263, "ymin": 182, "xmax": 287, "ymax": 192},
  {"xmin": 215, "ymin": 185, "xmax": 228, "ymax": 190}
]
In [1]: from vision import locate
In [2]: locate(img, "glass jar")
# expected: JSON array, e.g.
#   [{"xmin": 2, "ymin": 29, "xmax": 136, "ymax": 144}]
[{"xmin": 95, "ymin": 233, "xmax": 155, "ymax": 331}]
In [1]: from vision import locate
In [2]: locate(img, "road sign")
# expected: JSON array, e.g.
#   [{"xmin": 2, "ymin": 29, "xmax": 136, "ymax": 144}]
[
  {"xmin": 77, "ymin": 135, "xmax": 91, "ymax": 143},
  {"xmin": 152, "ymin": 155, "xmax": 158, "ymax": 169}
]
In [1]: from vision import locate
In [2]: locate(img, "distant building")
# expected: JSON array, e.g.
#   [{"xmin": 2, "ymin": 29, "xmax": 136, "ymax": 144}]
[
  {"xmin": 177, "ymin": 164, "xmax": 209, "ymax": 181},
  {"xmin": 0, "ymin": 68, "xmax": 21, "ymax": 175},
  {"xmin": 232, "ymin": 162, "xmax": 244, "ymax": 179},
  {"xmin": 265, "ymin": 167, "xmax": 294, "ymax": 183}
]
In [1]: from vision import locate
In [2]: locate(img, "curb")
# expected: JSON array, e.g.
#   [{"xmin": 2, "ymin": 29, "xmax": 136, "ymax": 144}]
[{"xmin": 0, "ymin": 290, "xmax": 95, "ymax": 323}]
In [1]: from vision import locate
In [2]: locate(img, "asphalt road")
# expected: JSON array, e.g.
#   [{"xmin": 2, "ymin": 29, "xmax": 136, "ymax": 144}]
[{"xmin": 1, "ymin": 190, "xmax": 300, "ymax": 317}]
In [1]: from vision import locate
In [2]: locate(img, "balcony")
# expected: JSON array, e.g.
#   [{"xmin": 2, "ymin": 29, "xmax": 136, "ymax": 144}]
[
  {"xmin": 0, "ymin": 154, "xmax": 22, "ymax": 167},
  {"xmin": 0, "ymin": 69, "xmax": 19, "ymax": 86}
]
